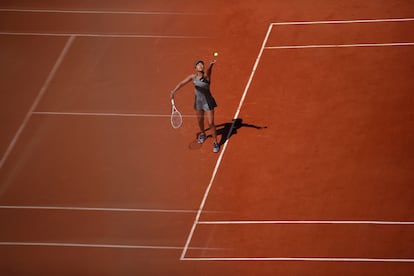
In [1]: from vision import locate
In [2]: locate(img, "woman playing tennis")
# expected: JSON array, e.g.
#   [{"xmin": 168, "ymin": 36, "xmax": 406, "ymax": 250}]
[{"xmin": 171, "ymin": 60, "xmax": 219, "ymax": 153}]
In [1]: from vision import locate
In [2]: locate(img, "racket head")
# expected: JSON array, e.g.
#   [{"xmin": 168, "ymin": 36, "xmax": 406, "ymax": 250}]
[
  {"xmin": 170, "ymin": 99, "xmax": 183, "ymax": 128},
  {"xmin": 171, "ymin": 110, "xmax": 183, "ymax": 128}
]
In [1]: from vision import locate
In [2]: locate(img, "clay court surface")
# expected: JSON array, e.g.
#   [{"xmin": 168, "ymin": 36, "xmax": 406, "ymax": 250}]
[{"xmin": 1, "ymin": 1, "xmax": 414, "ymax": 275}]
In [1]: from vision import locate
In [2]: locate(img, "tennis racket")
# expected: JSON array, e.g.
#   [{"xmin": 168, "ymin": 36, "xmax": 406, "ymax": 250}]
[{"xmin": 170, "ymin": 98, "xmax": 183, "ymax": 129}]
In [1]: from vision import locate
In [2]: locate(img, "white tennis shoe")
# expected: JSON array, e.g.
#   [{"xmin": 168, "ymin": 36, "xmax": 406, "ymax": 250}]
[
  {"xmin": 197, "ymin": 133, "xmax": 206, "ymax": 144},
  {"xmin": 213, "ymin": 142, "xmax": 220, "ymax": 153}
]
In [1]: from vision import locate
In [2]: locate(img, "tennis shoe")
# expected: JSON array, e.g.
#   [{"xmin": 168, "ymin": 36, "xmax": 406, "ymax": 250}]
[
  {"xmin": 197, "ymin": 133, "xmax": 206, "ymax": 144},
  {"xmin": 213, "ymin": 142, "xmax": 220, "ymax": 153}
]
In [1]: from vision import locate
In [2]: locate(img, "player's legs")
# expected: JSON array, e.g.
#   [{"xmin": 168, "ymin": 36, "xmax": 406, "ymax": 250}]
[
  {"xmin": 196, "ymin": 110, "xmax": 205, "ymax": 133},
  {"xmin": 196, "ymin": 110, "xmax": 206, "ymax": 142},
  {"xmin": 206, "ymin": 109, "xmax": 218, "ymax": 144}
]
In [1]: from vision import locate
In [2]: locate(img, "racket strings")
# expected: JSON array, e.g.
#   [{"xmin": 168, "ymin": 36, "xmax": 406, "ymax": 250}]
[
  {"xmin": 170, "ymin": 98, "xmax": 183, "ymax": 128},
  {"xmin": 171, "ymin": 108, "xmax": 183, "ymax": 128}
]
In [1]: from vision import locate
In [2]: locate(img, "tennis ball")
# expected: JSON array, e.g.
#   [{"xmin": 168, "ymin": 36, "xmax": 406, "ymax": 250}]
[{"xmin": 213, "ymin": 52, "xmax": 219, "ymax": 57}]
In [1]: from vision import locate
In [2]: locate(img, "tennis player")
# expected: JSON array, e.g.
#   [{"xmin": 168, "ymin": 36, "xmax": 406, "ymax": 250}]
[{"xmin": 171, "ymin": 60, "xmax": 219, "ymax": 153}]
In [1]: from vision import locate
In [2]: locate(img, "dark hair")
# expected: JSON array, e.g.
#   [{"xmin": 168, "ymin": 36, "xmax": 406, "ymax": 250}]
[{"xmin": 195, "ymin": 60, "xmax": 204, "ymax": 67}]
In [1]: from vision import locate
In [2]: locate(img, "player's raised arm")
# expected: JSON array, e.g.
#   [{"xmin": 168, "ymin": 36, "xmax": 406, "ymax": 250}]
[{"xmin": 205, "ymin": 60, "xmax": 216, "ymax": 80}]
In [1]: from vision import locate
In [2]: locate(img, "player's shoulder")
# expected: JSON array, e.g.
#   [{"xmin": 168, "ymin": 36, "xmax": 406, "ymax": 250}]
[
  {"xmin": 182, "ymin": 73, "xmax": 195, "ymax": 83},
  {"xmin": 203, "ymin": 73, "xmax": 211, "ymax": 82}
]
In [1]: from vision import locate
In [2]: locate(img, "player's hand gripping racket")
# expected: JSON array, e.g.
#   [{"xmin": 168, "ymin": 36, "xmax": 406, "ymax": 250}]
[{"xmin": 170, "ymin": 98, "xmax": 183, "ymax": 129}]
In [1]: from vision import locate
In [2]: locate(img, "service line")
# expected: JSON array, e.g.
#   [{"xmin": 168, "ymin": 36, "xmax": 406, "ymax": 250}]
[
  {"xmin": 0, "ymin": 8, "xmax": 207, "ymax": 15},
  {"xmin": 0, "ymin": 242, "xmax": 219, "ymax": 251},
  {"xmin": 0, "ymin": 32, "xmax": 207, "ymax": 39},
  {"xmin": 33, "ymin": 111, "xmax": 199, "ymax": 118},
  {"xmin": 0, "ymin": 205, "xmax": 198, "ymax": 214}
]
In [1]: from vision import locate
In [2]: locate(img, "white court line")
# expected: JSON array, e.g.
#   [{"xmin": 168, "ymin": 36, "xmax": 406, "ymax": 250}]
[
  {"xmin": 0, "ymin": 32, "xmax": 207, "ymax": 39},
  {"xmin": 183, "ymin": 257, "xmax": 414, "ymax": 263},
  {"xmin": 0, "ymin": 36, "xmax": 75, "ymax": 171},
  {"xmin": 265, "ymin": 42, "xmax": 414, "ymax": 49},
  {"xmin": 0, "ymin": 205, "xmax": 198, "ymax": 213},
  {"xmin": 180, "ymin": 23, "xmax": 275, "ymax": 261},
  {"xmin": 0, "ymin": 8, "xmax": 206, "ymax": 15},
  {"xmin": 0, "ymin": 242, "xmax": 219, "ymax": 251},
  {"xmin": 198, "ymin": 220, "xmax": 414, "ymax": 225},
  {"xmin": 271, "ymin": 17, "xmax": 414, "ymax": 26},
  {"xmin": 33, "ymin": 111, "xmax": 199, "ymax": 118},
  {"xmin": 267, "ymin": 18, "xmax": 414, "ymax": 49}
]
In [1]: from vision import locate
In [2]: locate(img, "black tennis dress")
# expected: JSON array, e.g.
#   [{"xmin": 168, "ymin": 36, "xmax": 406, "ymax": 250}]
[{"xmin": 193, "ymin": 75, "xmax": 217, "ymax": 111}]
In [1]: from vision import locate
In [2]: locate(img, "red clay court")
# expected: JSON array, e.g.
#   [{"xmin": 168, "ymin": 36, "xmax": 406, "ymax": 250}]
[{"xmin": 1, "ymin": 1, "xmax": 414, "ymax": 275}]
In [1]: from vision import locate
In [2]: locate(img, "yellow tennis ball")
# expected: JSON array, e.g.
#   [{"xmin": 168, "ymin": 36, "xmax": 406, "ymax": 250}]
[{"xmin": 213, "ymin": 52, "xmax": 219, "ymax": 57}]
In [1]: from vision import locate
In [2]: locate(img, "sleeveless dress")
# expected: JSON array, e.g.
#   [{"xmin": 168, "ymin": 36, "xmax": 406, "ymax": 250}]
[{"xmin": 193, "ymin": 75, "xmax": 217, "ymax": 111}]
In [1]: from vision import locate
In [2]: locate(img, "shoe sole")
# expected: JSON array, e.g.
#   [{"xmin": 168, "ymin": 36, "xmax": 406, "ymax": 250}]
[{"xmin": 213, "ymin": 144, "xmax": 219, "ymax": 153}]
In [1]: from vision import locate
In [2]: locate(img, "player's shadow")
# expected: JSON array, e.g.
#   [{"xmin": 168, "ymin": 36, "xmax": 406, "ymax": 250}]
[{"xmin": 208, "ymin": 118, "xmax": 267, "ymax": 145}]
